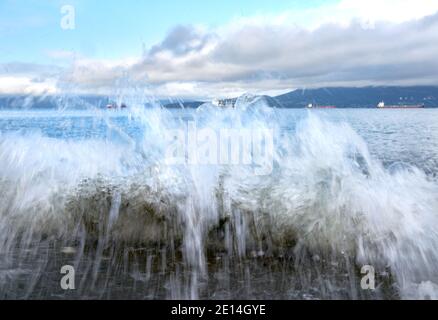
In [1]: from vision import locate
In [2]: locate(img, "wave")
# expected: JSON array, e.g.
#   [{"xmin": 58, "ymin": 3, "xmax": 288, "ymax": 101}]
[{"xmin": 1, "ymin": 100, "xmax": 438, "ymax": 299}]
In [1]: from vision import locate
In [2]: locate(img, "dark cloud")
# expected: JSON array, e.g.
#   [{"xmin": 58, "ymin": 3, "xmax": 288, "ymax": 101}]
[
  {"xmin": 4, "ymin": 12, "xmax": 438, "ymax": 97},
  {"xmin": 133, "ymin": 12, "xmax": 438, "ymax": 92},
  {"xmin": 149, "ymin": 25, "xmax": 216, "ymax": 56}
]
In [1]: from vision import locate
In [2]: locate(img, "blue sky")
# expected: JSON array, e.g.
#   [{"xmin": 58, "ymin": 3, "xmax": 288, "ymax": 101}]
[
  {"xmin": 0, "ymin": 0, "xmax": 330, "ymax": 64},
  {"xmin": 1, "ymin": 0, "xmax": 438, "ymax": 98}
]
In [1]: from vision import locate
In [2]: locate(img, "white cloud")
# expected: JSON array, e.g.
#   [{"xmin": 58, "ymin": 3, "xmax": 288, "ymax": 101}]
[
  {"xmin": 71, "ymin": 12, "xmax": 438, "ymax": 98},
  {"xmin": 0, "ymin": 76, "xmax": 58, "ymax": 95},
  {"xmin": 3, "ymin": 0, "xmax": 438, "ymax": 98}
]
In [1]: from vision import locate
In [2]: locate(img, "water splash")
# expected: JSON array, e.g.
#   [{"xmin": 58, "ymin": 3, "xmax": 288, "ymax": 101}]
[{"xmin": 0, "ymin": 96, "xmax": 437, "ymax": 299}]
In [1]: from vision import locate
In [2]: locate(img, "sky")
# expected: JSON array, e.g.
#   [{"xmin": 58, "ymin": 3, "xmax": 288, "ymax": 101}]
[{"xmin": 1, "ymin": 0, "xmax": 438, "ymax": 99}]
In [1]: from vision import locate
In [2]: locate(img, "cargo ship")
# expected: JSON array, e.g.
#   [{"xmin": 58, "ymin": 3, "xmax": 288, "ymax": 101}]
[{"xmin": 377, "ymin": 101, "xmax": 424, "ymax": 109}]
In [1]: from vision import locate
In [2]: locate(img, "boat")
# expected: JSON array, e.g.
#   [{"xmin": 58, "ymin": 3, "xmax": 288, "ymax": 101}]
[
  {"xmin": 212, "ymin": 98, "xmax": 235, "ymax": 108},
  {"xmin": 106, "ymin": 103, "xmax": 128, "ymax": 109},
  {"xmin": 377, "ymin": 101, "xmax": 424, "ymax": 109}
]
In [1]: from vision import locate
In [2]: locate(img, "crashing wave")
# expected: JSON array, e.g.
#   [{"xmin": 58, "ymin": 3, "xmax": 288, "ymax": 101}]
[{"xmin": 0, "ymin": 98, "xmax": 437, "ymax": 299}]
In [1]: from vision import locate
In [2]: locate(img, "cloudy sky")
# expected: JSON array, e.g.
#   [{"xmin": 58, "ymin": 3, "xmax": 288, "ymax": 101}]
[{"xmin": 1, "ymin": 0, "xmax": 438, "ymax": 99}]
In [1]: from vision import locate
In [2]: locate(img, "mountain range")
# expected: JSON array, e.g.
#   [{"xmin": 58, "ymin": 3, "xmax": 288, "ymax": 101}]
[
  {"xmin": 174, "ymin": 86, "xmax": 438, "ymax": 108},
  {"xmin": 1, "ymin": 86, "xmax": 438, "ymax": 109},
  {"xmin": 274, "ymin": 86, "xmax": 438, "ymax": 108}
]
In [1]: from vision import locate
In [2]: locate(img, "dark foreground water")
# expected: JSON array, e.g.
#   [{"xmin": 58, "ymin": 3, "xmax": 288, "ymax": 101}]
[{"xmin": 1, "ymin": 98, "xmax": 438, "ymax": 299}]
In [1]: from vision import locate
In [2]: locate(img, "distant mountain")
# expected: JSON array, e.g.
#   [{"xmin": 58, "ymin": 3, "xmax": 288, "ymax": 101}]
[
  {"xmin": 0, "ymin": 95, "xmax": 204, "ymax": 110},
  {"xmin": 0, "ymin": 95, "xmax": 111, "ymax": 110},
  {"xmin": 1, "ymin": 86, "xmax": 438, "ymax": 109},
  {"xmin": 164, "ymin": 86, "xmax": 438, "ymax": 109},
  {"xmin": 274, "ymin": 86, "xmax": 438, "ymax": 108},
  {"xmin": 242, "ymin": 95, "xmax": 283, "ymax": 108}
]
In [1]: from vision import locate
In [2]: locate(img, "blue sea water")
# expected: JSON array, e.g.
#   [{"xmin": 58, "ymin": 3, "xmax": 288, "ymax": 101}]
[{"xmin": 1, "ymin": 108, "xmax": 437, "ymax": 172}]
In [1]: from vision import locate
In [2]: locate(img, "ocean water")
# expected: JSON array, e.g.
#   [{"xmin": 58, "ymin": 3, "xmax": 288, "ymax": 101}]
[{"xmin": 1, "ymin": 97, "xmax": 438, "ymax": 300}]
